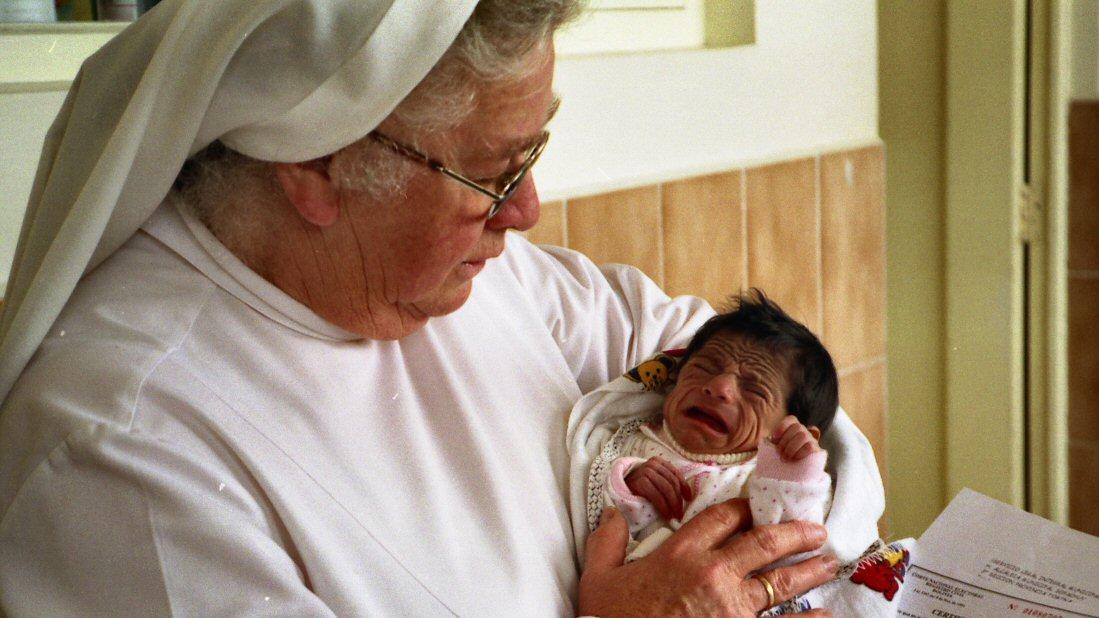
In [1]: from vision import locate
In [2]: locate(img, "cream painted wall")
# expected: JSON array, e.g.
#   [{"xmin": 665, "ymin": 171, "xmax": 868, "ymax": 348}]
[
  {"xmin": 1071, "ymin": 0, "xmax": 1099, "ymax": 98},
  {"xmin": 877, "ymin": 1, "xmax": 947, "ymax": 539},
  {"xmin": 0, "ymin": 90, "xmax": 67, "ymax": 293},
  {"xmin": 1, "ymin": 1, "xmax": 879, "ymax": 294},
  {"xmin": 0, "ymin": 25, "xmax": 122, "ymax": 290},
  {"xmin": 542, "ymin": 0, "xmax": 879, "ymax": 201}
]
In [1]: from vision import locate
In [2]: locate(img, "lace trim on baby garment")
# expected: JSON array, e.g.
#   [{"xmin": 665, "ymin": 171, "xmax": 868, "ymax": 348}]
[
  {"xmin": 587, "ymin": 418, "xmax": 648, "ymax": 532},
  {"xmin": 649, "ymin": 422, "xmax": 757, "ymax": 465}
]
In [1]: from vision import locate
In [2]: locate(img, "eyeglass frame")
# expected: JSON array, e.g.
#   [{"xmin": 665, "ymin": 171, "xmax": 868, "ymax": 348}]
[{"xmin": 367, "ymin": 130, "xmax": 550, "ymax": 219}]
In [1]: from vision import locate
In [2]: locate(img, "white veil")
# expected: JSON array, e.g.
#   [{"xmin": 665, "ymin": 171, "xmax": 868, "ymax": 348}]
[{"xmin": 0, "ymin": 0, "xmax": 479, "ymax": 400}]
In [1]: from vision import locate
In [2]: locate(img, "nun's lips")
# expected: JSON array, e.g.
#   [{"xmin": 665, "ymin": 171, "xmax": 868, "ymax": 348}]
[
  {"xmin": 458, "ymin": 248, "xmax": 503, "ymax": 277},
  {"xmin": 464, "ymin": 247, "xmax": 504, "ymax": 264},
  {"xmin": 684, "ymin": 406, "xmax": 730, "ymax": 435}
]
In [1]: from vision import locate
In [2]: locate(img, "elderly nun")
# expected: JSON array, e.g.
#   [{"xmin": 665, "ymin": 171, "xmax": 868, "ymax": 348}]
[{"xmin": 0, "ymin": 1, "xmax": 840, "ymax": 615}]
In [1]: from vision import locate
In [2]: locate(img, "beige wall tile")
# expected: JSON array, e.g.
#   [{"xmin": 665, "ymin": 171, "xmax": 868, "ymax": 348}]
[
  {"xmin": 839, "ymin": 362, "xmax": 888, "ymax": 490},
  {"xmin": 821, "ymin": 146, "xmax": 886, "ymax": 370},
  {"xmin": 663, "ymin": 172, "xmax": 745, "ymax": 307},
  {"xmin": 1069, "ymin": 102, "xmax": 1099, "ymax": 271},
  {"xmin": 746, "ymin": 158, "xmax": 821, "ymax": 333},
  {"xmin": 567, "ymin": 186, "xmax": 664, "ymax": 286},
  {"xmin": 1069, "ymin": 278, "xmax": 1099, "ymax": 443},
  {"xmin": 523, "ymin": 200, "xmax": 566, "ymax": 247},
  {"xmin": 1069, "ymin": 441, "xmax": 1099, "ymax": 537}
]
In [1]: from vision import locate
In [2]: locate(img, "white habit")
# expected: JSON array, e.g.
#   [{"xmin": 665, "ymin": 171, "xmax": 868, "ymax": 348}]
[
  {"xmin": 0, "ymin": 1, "xmax": 716, "ymax": 614},
  {"xmin": 0, "ymin": 198, "xmax": 713, "ymax": 616}
]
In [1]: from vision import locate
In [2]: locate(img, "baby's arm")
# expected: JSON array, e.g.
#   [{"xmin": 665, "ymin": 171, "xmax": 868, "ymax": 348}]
[
  {"xmin": 749, "ymin": 416, "xmax": 832, "ymax": 527},
  {"xmin": 603, "ymin": 456, "xmax": 692, "ymax": 536}
]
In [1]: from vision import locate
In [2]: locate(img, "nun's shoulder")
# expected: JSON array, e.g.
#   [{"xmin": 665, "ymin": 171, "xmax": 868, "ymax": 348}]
[{"xmin": 4, "ymin": 231, "xmax": 219, "ymax": 427}]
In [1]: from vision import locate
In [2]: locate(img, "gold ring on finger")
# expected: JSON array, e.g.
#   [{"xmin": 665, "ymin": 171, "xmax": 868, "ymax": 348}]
[{"xmin": 753, "ymin": 573, "xmax": 776, "ymax": 608}]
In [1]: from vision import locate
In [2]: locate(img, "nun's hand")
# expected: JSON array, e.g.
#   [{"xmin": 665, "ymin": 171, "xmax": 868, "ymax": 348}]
[{"xmin": 578, "ymin": 499, "xmax": 838, "ymax": 617}]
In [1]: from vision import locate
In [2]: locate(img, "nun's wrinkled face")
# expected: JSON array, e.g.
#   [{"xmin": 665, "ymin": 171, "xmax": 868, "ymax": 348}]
[{"xmin": 303, "ymin": 46, "xmax": 556, "ymax": 339}]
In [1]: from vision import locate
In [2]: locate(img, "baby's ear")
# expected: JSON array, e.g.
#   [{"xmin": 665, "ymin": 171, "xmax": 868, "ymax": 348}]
[{"xmin": 808, "ymin": 425, "xmax": 821, "ymax": 440}]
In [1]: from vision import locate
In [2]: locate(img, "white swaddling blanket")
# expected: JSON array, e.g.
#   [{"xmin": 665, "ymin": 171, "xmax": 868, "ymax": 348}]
[{"xmin": 565, "ymin": 372, "xmax": 886, "ymax": 566}]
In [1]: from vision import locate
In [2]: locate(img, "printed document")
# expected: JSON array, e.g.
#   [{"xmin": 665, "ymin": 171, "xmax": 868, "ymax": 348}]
[{"xmin": 898, "ymin": 488, "xmax": 1099, "ymax": 617}]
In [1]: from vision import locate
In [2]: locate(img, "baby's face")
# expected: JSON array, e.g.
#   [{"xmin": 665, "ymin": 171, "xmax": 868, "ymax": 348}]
[{"xmin": 662, "ymin": 332, "xmax": 791, "ymax": 454}]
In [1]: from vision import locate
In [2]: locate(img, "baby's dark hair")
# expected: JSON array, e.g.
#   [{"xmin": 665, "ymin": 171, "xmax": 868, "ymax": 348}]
[{"xmin": 681, "ymin": 289, "xmax": 839, "ymax": 435}]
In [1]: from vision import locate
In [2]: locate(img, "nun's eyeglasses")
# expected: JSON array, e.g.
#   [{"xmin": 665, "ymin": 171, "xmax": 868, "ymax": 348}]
[{"xmin": 368, "ymin": 131, "xmax": 550, "ymax": 219}]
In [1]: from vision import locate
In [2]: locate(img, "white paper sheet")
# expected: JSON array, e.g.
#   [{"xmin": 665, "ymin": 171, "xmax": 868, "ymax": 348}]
[{"xmin": 898, "ymin": 488, "xmax": 1099, "ymax": 617}]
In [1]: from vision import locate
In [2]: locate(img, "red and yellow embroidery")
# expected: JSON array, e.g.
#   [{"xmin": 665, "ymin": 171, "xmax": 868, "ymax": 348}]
[{"xmin": 849, "ymin": 544, "xmax": 910, "ymax": 601}]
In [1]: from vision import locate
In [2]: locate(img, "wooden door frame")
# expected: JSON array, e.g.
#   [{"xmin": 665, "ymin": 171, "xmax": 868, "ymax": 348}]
[{"xmin": 944, "ymin": 0, "xmax": 1069, "ymax": 522}]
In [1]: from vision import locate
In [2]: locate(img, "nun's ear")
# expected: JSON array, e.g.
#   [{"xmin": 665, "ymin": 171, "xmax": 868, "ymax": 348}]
[{"xmin": 274, "ymin": 157, "xmax": 338, "ymax": 227}]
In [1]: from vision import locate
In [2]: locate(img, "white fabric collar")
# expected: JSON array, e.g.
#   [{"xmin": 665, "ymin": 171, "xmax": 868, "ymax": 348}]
[
  {"xmin": 142, "ymin": 196, "xmax": 361, "ymax": 342},
  {"xmin": 0, "ymin": 0, "xmax": 478, "ymax": 400}
]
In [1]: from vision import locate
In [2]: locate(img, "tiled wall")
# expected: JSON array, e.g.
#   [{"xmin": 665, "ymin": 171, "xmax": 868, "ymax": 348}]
[
  {"xmin": 526, "ymin": 144, "xmax": 889, "ymax": 527},
  {"xmin": 1068, "ymin": 101, "xmax": 1099, "ymax": 537}
]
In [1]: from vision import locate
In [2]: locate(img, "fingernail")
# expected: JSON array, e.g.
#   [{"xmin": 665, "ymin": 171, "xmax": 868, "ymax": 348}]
[
  {"xmin": 822, "ymin": 553, "xmax": 840, "ymax": 573},
  {"xmin": 600, "ymin": 508, "xmax": 617, "ymax": 526}
]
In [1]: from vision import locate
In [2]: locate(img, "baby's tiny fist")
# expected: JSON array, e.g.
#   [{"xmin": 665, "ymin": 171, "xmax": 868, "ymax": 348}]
[{"xmin": 778, "ymin": 423, "xmax": 820, "ymax": 461}]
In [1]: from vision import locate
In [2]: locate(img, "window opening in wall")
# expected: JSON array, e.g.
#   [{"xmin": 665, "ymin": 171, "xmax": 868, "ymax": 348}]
[
  {"xmin": 555, "ymin": 0, "xmax": 755, "ymax": 56},
  {"xmin": 593, "ymin": 0, "xmax": 687, "ymax": 8}
]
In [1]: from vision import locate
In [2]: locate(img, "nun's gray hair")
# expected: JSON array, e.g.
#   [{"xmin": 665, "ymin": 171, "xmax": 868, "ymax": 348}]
[
  {"xmin": 396, "ymin": 0, "xmax": 582, "ymax": 131},
  {"xmin": 178, "ymin": 0, "xmax": 582, "ymax": 245}
]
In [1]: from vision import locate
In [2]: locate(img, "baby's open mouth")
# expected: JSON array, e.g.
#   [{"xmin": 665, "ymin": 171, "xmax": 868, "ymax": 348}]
[{"xmin": 685, "ymin": 406, "xmax": 728, "ymax": 434}]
